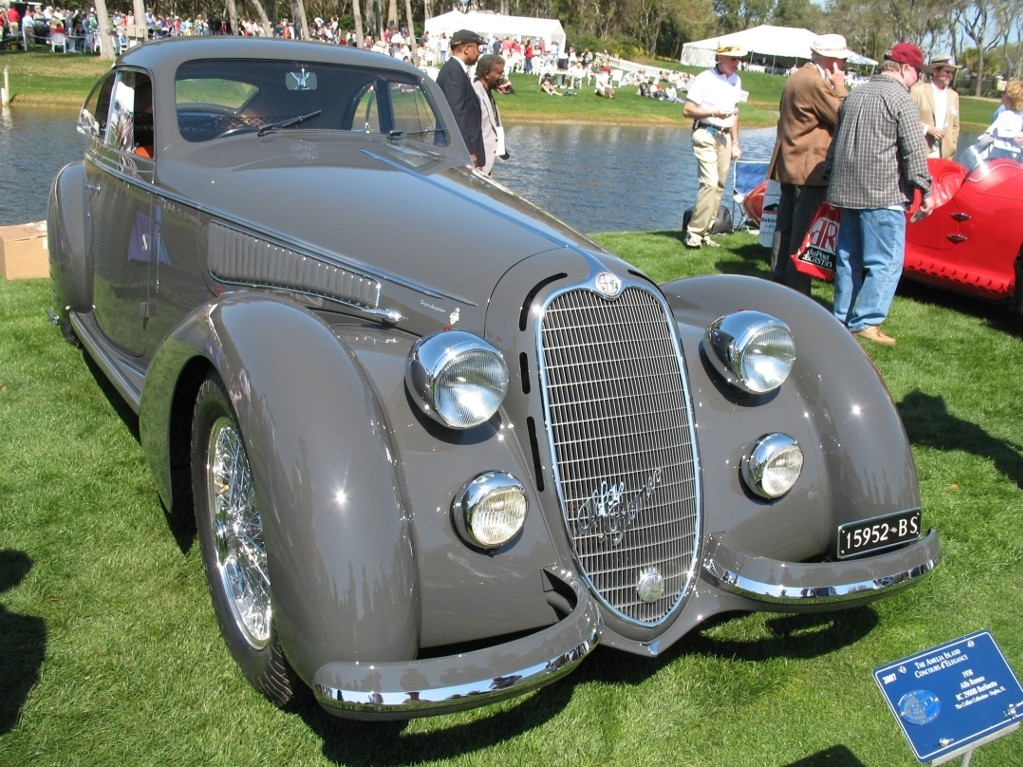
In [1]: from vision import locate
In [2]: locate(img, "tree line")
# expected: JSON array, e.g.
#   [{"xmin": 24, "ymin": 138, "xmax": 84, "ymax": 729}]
[{"xmin": 94, "ymin": 0, "xmax": 1021, "ymax": 86}]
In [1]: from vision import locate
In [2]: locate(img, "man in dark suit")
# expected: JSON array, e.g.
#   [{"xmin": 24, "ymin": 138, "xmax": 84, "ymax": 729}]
[
  {"xmin": 767, "ymin": 33, "xmax": 851, "ymax": 294},
  {"xmin": 436, "ymin": 28, "xmax": 485, "ymax": 169}
]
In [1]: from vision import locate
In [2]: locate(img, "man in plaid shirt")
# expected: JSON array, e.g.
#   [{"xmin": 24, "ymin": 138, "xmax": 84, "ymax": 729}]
[{"xmin": 826, "ymin": 42, "xmax": 933, "ymax": 346}]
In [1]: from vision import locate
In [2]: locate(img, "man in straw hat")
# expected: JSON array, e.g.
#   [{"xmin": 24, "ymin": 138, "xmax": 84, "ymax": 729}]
[
  {"xmin": 825, "ymin": 42, "xmax": 933, "ymax": 346},
  {"xmin": 910, "ymin": 54, "xmax": 961, "ymax": 160},
  {"xmin": 767, "ymin": 33, "xmax": 852, "ymax": 294},
  {"xmin": 682, "ymin": 43, "xmax": 747, "ymax": 249}
]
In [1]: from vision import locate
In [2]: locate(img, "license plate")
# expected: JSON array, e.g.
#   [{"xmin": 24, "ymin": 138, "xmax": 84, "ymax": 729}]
[{"xmin": 837, "ymin": 510, "xmax": 921, "ymax": 559}]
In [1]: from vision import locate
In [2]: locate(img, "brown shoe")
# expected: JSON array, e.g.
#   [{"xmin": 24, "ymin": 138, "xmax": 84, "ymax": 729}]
[{"xmin": 853, "ymin": 326, "xmax": 897, "ymax": 345}]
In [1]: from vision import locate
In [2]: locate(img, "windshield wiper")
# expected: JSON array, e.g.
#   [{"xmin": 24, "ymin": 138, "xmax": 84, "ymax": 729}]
[
  {"xmin": 389, "ymin": 127, "xmax": 448, "ymax": 141},
  {"xmin": 257, "ymin": 110, "xmax": 323, "ymax": 137}
]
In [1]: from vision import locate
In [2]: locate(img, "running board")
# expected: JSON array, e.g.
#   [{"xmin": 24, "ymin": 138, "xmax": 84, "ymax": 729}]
[{"xmin": 68, "ymin": 312, "xmax": 146, "ymax": 412}]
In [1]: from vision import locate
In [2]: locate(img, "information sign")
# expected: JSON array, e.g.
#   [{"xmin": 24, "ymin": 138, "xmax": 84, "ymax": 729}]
[{"xmin": 873, "ymin": 630, "xmax": 1023, "ymax": 763}]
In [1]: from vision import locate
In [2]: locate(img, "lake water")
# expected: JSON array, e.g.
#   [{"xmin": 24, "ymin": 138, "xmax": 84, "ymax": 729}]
[{"xmin": 0, "ymin": 105, "xmax": 778, "ymax": 233}]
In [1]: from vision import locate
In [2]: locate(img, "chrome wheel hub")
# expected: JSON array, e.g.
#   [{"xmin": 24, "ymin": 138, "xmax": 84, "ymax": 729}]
[{"xmin": 206, "ymin": 417, "xmax": 271, "ymax": 649}]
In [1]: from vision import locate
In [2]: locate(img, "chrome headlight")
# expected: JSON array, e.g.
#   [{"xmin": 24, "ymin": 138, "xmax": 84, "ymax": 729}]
[
  {"xmin": 703, "ymin": 311, "xmax": 795, "ymax": 394},
  {"xmin": 406, "ymin": 331, "xmax": 509, "ymax": 429},
  {"xmin": 742, "ymin": 433, "xmax": 803, "ymax": 499},
  {"xmin": 453, "ymin": 472, "xmax": 528, "ymax": 549}
]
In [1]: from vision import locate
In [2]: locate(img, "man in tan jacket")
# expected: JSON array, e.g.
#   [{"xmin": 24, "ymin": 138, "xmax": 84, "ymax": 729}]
[
  {"xmin": 767, "ymin": 34, "xmax": 851, "ymax": 293},
  {"xmin": 910, "ymin": 54, "xmax": 961, "ymax": 160}
]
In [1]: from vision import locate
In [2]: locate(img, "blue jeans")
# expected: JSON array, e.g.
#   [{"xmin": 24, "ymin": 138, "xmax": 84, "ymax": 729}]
[{"xmin": 833, "ymin": 207, "xmax": 906, "ymax": 332}]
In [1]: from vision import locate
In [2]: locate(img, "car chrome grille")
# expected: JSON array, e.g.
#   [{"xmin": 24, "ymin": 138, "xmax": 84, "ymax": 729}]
[{"xmin": 538, "ymin": 285, "xmax": 700, "ymax": 624}]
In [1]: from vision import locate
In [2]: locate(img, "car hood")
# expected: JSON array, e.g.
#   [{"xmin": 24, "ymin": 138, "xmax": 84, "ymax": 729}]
[{"xmin": 159, "ymin": 135, "xmax": 602, "ymax": 331}]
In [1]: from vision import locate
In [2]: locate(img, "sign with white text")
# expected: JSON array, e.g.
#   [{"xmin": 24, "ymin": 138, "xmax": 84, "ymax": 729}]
[{"xmin": 873, "ymin": 630, "xmax": 1023, "ymax": 763}]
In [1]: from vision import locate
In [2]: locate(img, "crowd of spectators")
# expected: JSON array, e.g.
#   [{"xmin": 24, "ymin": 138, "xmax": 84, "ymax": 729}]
[{"xmin": 2, "ymin": 4, "xmax": 693, "ymax": 111}]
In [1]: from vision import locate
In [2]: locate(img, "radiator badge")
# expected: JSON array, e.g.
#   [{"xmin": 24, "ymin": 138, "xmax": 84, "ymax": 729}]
[
  {"xmin": 576, "ymin": 469, "xmax": 662, "ymax": 546},
  {"xmin": 594, "ymin": 271, "xmax": 622, "ymax": 298}
]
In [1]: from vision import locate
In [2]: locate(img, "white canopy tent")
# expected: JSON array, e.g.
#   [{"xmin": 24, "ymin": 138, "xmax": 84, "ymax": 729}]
[
  {"xmin": 423, "ymin": 10, "xmax": 566, "ymax": 49},
  {"xmin": 680, "ymin": 25, "xmax": 876, "ymax": 70}
]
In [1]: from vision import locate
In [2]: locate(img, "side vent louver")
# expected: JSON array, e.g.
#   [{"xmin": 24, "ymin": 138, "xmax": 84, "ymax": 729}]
[{"xmin": 208, "ymin": 223, "xmax": 381, "ymax": 310}]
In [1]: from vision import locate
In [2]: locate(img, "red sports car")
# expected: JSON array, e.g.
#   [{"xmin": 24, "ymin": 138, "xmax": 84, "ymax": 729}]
[{"xmin": 744, "ymin": 147, "xmax": 1023, "ymax": 313}]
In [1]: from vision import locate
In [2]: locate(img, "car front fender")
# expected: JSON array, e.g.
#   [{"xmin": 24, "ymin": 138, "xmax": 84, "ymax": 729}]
[
  {"xmin": 139, "ymin": 294, "xmax": 419, "ymax": 682},
  {"xmin": 660, "ymin": 274, "xmax": 923, "ymax": 554}
]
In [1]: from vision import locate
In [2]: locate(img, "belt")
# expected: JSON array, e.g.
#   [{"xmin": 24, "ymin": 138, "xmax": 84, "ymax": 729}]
[{"xmin": 693, "ymin": 121, "xmax": 722, "ymax": 134}]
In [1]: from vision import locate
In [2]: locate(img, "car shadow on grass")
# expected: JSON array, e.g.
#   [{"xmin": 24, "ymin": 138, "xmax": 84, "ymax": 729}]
[
  {"xmin": 290, "ymin": 609, "xmax": 881, "ymax": 764},
  {"xmin": 80, "ymin": 351, "xmax": 198, "ymax": 552},
  {"xmin": 0, "ymin": 550, "xmax": 46, "ymax": 736},
  {"xmin": 580, "ymin": 608, "xmax": 879, "ymax": 688},
  {"xmin": 784, "ymin": 745, "xmax": 868, "ymax": 767},
  {"xmin": 715, "ymin": 239, "xmax": 776, "ymax": 279},
  {"xmin": 897, "ymin": 280, "xmax": 1021, "ymax": 337},
  {"xmin": 898, "ymin": 389, "xmax": 1023, "ymax": 489},
  {"xmin": 295, "ymin": 674, "xmax": 577, "ymax": 765}
]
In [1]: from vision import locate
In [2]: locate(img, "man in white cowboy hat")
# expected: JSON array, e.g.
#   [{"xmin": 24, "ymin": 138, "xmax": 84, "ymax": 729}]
[
  {"xmin": 767, "ymin": 32, "xmax": 852, "ymax": 294},
  {"xmin": 910, "ymin": 54, "xmax": 961, "ymax": 159},
  {"xmin": 682, "ymin": 43, "xmax": 747, "ymax": 249}
]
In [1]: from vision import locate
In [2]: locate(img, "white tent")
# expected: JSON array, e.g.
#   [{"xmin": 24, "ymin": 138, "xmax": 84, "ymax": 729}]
[
  {"xmin": 680, "ymin": 25, "xmax": 876, "ymax": 70},
  {"xmin": 423, "ymin": 10, "xmax": 566, "ymax": 49}
]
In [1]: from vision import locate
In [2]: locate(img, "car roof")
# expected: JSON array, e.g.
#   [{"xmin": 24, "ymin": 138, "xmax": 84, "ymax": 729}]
[{"xmin": 118, "ymin": 35, "xmax": 419, "ymax": 76}]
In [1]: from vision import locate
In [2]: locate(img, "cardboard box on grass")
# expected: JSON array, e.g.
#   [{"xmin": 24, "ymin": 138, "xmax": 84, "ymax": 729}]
[{"xmin": 0, "ymin": 221, "xmax": 49, "ymax": 280}]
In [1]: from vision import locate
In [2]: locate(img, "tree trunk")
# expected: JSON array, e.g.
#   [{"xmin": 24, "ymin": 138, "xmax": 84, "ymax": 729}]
[
  {"xmin": 244, "ymin": 0, "xmax": 274, "ymax": 37},
  {"xmin": 131, "ymin": 0, "xmax": 146, "ymax": 44},
  {"xmin": 94, "ymin": 0, "xmax": 115, "ymax": 59},
  {"xmin": 404, "ymin": 0, "xmax": 418, "ymax": 64},
  {"xmin": 292, "ymin": 0, "xmax": 311, "ymax": 39},
  {"xmin": 353, "ymin": 0, "xmax": 365, "ymax": 46},
  {"xmin": 225, "ymin": 0, "xmax": 240, "ymax": 36}
]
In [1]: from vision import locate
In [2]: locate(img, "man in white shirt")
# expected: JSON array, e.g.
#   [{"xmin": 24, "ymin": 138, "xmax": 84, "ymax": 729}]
[{"xmin": 682, "ymin": 44, "xmax": 746, "ymax": 249}]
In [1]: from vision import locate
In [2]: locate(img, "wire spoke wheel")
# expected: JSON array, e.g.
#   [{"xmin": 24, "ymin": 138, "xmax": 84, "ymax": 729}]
[
  {"xmin": 191, "ymin": 373, "xmax": 301, "ymax": 707},
  {"xmin": 206, "ymin": 416, "xmax": 271, "ymax": 649}
]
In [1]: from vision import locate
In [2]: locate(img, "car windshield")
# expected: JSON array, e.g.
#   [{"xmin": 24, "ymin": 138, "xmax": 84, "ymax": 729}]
[{"xmin": 175, "ymin": 58, "xmax": 449, "ymax": 146}]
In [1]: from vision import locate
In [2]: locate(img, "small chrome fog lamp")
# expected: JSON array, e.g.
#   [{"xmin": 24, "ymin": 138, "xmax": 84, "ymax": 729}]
[
  {"xmin": 742, "ymin": 433, "xmax": 803, "ymax": 499},
  {"xmin": 453, "ymin": 472, "xmax": 528, "ymax": 549},
  {"xmin": 703, "ymin": 311, "xmax": 795, "ymax": 394},
  {"xmin": 406, "ymin": 331, "xmax": 509, "ymax": 429}
]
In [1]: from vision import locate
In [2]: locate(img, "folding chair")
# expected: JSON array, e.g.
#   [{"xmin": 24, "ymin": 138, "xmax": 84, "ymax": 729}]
[{"xmin": 731, "ymin": 160, "xmax": 770, "ymax": 230}]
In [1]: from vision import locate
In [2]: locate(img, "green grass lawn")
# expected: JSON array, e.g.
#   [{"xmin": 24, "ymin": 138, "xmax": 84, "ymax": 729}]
[
  {"xmin": 2, "ymin": 231, "xmax": 1021, "ymax": 766},
  {"xmin": 1, "ymin": 49, "xmax": 1000, "ymax": 131}
]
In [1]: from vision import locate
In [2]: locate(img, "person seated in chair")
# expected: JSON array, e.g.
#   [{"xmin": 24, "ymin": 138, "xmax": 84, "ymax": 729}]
[{"xmin": 594, "ymin": 69, "xmax": 615, "ymax": 99}]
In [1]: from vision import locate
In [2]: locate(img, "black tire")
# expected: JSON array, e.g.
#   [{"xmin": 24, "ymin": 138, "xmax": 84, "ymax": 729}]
[
  {"xmin": 1011, "ymin": 242, "xmax": 1023, "ymax": 317},
  {"xmin": 191, "ymin": 373, "xmax": 302, "ymax": 708}
]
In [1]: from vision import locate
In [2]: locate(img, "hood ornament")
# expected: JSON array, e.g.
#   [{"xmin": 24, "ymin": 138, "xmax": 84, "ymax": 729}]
[{"xmin": 594, "ymin": 271, "xmax": 622, "ymax": 298}]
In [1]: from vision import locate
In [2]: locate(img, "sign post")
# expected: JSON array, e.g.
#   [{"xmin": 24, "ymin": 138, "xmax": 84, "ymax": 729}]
[{"xmin": 874, "ymin": 630, "xmax": 1023, "ymax": 764}]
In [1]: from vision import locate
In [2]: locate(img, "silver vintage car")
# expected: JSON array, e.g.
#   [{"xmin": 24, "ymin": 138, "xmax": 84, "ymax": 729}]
[{"xmin": 48, "ymin": 37, "xmax": 939, "ymax": 720}]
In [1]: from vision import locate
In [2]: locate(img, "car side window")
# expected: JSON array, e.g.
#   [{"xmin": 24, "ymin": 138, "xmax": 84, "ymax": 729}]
[
  {"xmin": 78, "ymin": 72, "xmax": 115, "ymax": 141},
  {"xmin": 103, "ymin": 70, "xmax": 155, "ymax": 159},
  {"xmin": 389, "ymin": 81, "xmax": 447, "ymax": 145},
  {"xmin": 351, "ymin": 83, "xmax": 381, "ymax": 133}
]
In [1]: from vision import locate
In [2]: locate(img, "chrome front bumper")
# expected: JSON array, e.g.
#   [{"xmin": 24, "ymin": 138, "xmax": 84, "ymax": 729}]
[
  {"xmin": 312, "ymin": 569, "xmax": 601, "ymax": 720},
  {"xmin": 703, "ymin": 529, "xmax": 940, "ymax": 605}
]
